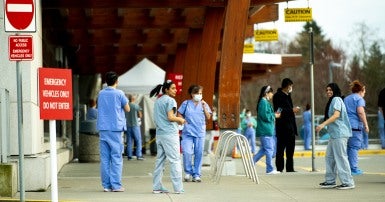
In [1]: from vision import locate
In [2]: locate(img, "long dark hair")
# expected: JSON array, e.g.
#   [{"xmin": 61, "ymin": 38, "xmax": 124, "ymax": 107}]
[
  {"xmin": 256, "ymin": 85, "xmax": 273, "ymax": 112},
  {"xmin": 150, "ymin": 80, "xmax": 174, "ymax": 97},
  {"xmin": 324, "ymin": 83, "xmax": 342, "ymax": 121}
]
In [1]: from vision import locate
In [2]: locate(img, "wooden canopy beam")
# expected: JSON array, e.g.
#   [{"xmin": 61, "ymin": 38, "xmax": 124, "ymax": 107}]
[{"xmin": 218, "ymin": 0, "xmax": 250, "ymax": 129}]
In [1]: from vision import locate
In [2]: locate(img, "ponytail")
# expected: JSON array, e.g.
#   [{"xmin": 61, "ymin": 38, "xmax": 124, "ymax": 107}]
[{"xmin": 150, "ymin": 80, "xmax": 175, "ymax": 97}]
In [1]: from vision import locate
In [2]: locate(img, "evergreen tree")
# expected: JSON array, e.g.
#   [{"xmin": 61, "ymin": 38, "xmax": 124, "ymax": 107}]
[{"xmin": 362, "ymin": 42, "xmax": 385, "ymax": 113}]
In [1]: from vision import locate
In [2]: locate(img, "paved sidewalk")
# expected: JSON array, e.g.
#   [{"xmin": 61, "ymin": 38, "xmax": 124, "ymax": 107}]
[{"xmin": 1, "ymin": 147, "xmax": 385, "ymax": 202}]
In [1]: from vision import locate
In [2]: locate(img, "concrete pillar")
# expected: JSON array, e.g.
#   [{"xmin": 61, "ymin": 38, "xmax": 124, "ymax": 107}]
[{"xmin": 0, "ymin": 163, "xmax": 17, "ymax": 197}]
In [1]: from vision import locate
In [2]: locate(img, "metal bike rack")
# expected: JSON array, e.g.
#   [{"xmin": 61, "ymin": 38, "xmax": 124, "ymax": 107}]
[{"xmin": 211, "ymin": 130, "xmax": 259, "ymax": 184}]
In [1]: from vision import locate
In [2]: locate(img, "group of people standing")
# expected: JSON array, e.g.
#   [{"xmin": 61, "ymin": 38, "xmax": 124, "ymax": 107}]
[
  {"xmin": 95, "ymin": 71, "xmax": 212, "ymax": 194},
  {"xmin": 149, "ymin": 81, "xmax": 212, "ymax": 194},
  {"xmin": 94, "ymin": 70, "xmax": 381, "ymax": 193},
  {"xmin": 241, "ymin": 78, "xmax": 298, "ymax": 175},
  {"xmin": 243, "ymin": 78, "xmax": 377, "ymax": 190}
]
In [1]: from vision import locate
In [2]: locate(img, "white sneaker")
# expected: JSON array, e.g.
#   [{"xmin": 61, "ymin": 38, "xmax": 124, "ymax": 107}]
[
  {"xmin": 184, "ymin": 174, "xmax": 191, "ymax": 182},
  {"xmin": 192, "ymin": 176, "xmax": 201, "ymax": 182},
  {"xmin": 267, "ymin": 170, "xmax": 280, "ymax": 175}
]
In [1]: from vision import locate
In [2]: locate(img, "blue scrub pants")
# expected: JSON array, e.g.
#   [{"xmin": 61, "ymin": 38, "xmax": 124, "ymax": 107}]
[
  {"xmin": 253, "ymin": 136, "xmax": 275, "ymax": 173},
  {"xmin": 153, "ymin": 134, "xmax": 183, "ymax": 192},
  {"xmin": 126, "ymin": 126, "xmax": 143, "ymax": 158},
  {"xmin": 244, "ymin": 128, "xmax": 256, "ymax": 154},
  {"xmin": 380, "ymin": 125, "xmax": 385, "ymax": 149},
  {"xmin": 181, "ymin": 135, "xmax": 205, "ymax": 178},
  {"xmin": 303, "ymin": 124, "xmax": 311, "ymax": 150},
  {"xmin": 325, "ymin": 137, "xmax": 354, "ymax": 186},
  {"xmin": 99, "ymin": 131, "xmax": 124, "ymax": 190},
  {"xmin": 347, "ymin": 130, "xmax": 363, "ymax": 172}
]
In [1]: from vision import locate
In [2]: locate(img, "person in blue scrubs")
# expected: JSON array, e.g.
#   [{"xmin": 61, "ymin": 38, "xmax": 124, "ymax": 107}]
[
  {"xmin": 378, "ymin": 88, "xmax": 385, "ymax": 149},
  {"xmin": 302, "ymin": 104, "xmax": 312, "ymax": 150},
  {"xmin": 86, "ymin": 99, "xmax": 98, "ymax": 120},
  {"xmin": 378, "ymin": 108, "xmax": 385, "ymax": 149},
  {"xmin": 97, "ymin": 71, "xmax": 130, "ymax": 192},
  {"xmin": 344, "ymin": 80, "xmax": 369, "ymax": 175},
  {"xmin": 178, "ymin": 85, "xmax": 212, "ymax": 182},
  {"xmin": 241, "ymin": 109, "xmax": 257, "ymax": 154},
  {"xmin": 150, "ymin": 80, "xmax": 186, "ymax": 194},
  {"xmin": 253, "ymin": 85, "xmax": 281, "ymax": 174},
  {"xmin": 316, "ymin": 83, "xmax": 355, "ymax": 190}
]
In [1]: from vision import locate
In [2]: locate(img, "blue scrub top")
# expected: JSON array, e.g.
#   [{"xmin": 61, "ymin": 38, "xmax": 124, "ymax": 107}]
[
  {"xmin": 344, "ymin": 93, "xmax": 365, "ymax": 129},
  {"xmin": 178, "ymin": 100, "xmax": 212, "ymax": 138},
  {"xmin": 97, "ymin": 87, "xmax": 128, "ymax": 131},
  {"xmin": 154, "ymin": 95, "xmax": 178, "ymax": 136},
  {"xmin": 303, "ymin": 110, "xmax": 311, "ymax": 127},
  {"xmin": 327, "ymin": 97, "xmax": 352, "ymax": 139}
]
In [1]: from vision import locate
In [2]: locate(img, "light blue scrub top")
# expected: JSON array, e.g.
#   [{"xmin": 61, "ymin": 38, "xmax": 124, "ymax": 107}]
[
  {"xmin": 154, "ymin": 95, "xmax": 178, "ymax": 136},
  {"xmin": 97, "ymin": 87, "xmax": 128, "ymax": 131},
  {"xmin": 327, "ymin": 97, "xmax": 352, "ymax": 139},
  {"xmin": 344, "ymin": 93, "xmax": 365, "ymax": 129},
  {"xmin": 178, "ymin": 100, "xmax": 212, "ymax": 138}
]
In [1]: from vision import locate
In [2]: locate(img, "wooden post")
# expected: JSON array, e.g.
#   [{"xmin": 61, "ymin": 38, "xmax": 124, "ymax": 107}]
[
  {"xmin": 181, "ymin": 29, "xmax": 202, "ymax": 102},
  {"xmin": 197, "ymin": 8, "xmax": 224, "ymax": 129},
  {"xmin": 218, "ymin": 0, "xmax": 250, "ymax": 129}
]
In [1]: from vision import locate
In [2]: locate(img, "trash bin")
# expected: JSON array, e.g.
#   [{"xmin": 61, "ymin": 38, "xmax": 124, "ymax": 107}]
[
  {"xmin": 79, "ymin": 120, "xmax": 99, "ymax": 162},
  {"xmin": 149, "ymin": 128, "xmax": 157, "ymax": 156}
]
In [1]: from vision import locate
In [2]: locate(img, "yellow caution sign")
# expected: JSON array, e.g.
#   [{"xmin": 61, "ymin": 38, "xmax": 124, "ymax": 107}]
[
  {"xmin": 243, "ymin": 43, "xmax": 254, "ymax": 53},
  {"xmin": 254, "ymin": 29, "xmax": 278, "ymax": 41},
  {"xmin": 284, "ymin": 8, "xmax": 312, "ymax": 22}
]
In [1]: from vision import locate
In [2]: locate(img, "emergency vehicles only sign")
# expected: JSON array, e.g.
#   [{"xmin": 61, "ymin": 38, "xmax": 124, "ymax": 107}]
[
  {"xmin": 8, "ymin": 35, "xmax": 33, "ymax": 60},
  {"xmin": 39, "ymin": 68, "xmax": 73, "ymax": 120}
]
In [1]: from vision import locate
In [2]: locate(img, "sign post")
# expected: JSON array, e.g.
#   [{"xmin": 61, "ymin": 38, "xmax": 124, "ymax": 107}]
[
  {"xmin": 39, "ymin": 68, "xmax": 73, "ymax": 202},
  {"xmin": 4, "ymin": 1, "xmax": 36, "ymax": 201}
]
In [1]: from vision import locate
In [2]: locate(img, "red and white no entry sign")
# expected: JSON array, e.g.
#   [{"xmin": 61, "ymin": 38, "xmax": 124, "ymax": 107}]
[{"xmin": 4, "ymin": 0, "xmax": 36, "ymax": 32}]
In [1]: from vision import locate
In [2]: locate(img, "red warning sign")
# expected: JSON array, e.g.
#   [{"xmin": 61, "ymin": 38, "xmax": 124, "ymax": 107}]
[{"xmin": 39, "ymin": 68, "xmax": 73, "ymax": 120}]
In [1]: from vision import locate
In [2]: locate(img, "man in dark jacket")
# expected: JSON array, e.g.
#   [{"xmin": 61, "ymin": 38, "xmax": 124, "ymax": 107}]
[{"xmin": 273, "ymin": 78, "xmax": 300, "ymax": 172}]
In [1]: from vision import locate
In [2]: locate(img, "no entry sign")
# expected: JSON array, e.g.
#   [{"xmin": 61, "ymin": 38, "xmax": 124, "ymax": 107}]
[
  {"xmin": 4, "ymin": 0, "xmax": 36, "ymax": 32},
  {"xmin": 9, "ymin": 35, "xmax": 33, "ymax": 61},
  {"xmin": 39, "ymin": 68, "xmax": 73, "ymax": 120}
]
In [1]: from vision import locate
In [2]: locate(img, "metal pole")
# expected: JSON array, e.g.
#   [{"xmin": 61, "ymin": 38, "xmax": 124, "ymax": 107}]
[
  {"xmin": 309, "ymin": 28, "xmax": 316, "ymax": 172},
  {"xmin": 49, "ymin": 120, "xmax": 59, "ymax": 202},
  {"xmin": 16, "ymin": 61, "xmax": 25, "ymax": 201}
]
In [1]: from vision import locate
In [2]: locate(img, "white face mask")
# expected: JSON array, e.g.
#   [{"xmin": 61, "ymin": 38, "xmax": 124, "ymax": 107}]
[
  {"xmin": 246, "ymin": 113, "xmax": 251, "ymax": 117},
  {"xmin": 193, "ymin": 94, "xmax": 202, "ymax": 102},
  {"xmin": 288, "ymin": 86, "xmax": 293, "ymax": 93}
]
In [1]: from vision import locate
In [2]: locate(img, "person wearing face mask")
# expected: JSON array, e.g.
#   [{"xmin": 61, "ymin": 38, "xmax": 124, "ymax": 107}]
[
  {"xmin": 254, "ymin": 86, "xmax": 281, "ymax": 174},
  {"xmin": 178, "ymin": 84, "xmax": 212, "ymax": 182},
  {"xmin": 273, "ymin": 78, "xmax": 300, "ymax": 173},
  {"xmin": 241, "ymin": 109, "xmax": 257, "ymax": 154}
]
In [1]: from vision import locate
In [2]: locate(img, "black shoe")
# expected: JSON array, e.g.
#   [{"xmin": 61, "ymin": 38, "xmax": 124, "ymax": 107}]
[
  {"xmin": 319, "ymin": 181, "xmax": 337, "ymax": 188},
  {"xmin": 336, "ymin": 184, "xmax": 355, "ymax": 190},
  {"xmin": 127, "ymin": 157, "xmax": 132, "ymax": 161}
]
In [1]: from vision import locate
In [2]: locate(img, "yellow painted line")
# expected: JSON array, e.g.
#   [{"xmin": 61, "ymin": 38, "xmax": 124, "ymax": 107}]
[
  {"xmin": 293, "ymin": 150, "xmax": 385, "ymax": 158},
  {"xmin": 0, "ymin": 200, "xmax": 81, "ymax": 202}
]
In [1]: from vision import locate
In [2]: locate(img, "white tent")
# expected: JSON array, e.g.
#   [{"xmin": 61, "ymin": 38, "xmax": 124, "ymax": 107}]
[
  {"xmin": 117, "ymin": 58, "xmax": 165, "ymax": 155},
  {"xmin": 117, "ymin": 58, "xmax": 166, "ymax": 94}
]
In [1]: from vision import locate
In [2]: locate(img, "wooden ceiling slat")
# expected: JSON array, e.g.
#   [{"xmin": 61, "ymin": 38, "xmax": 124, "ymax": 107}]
[
  {"xmin": 42, "ymin": 0, "xmax": 227, "ymax": 9},
  {"xmin": 248, "ymin": 4, "xmax": 278, "ymax": 24},
  {"xmin": 42, "ymin": 0, "xmax": 299, "ymax": 77}
]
